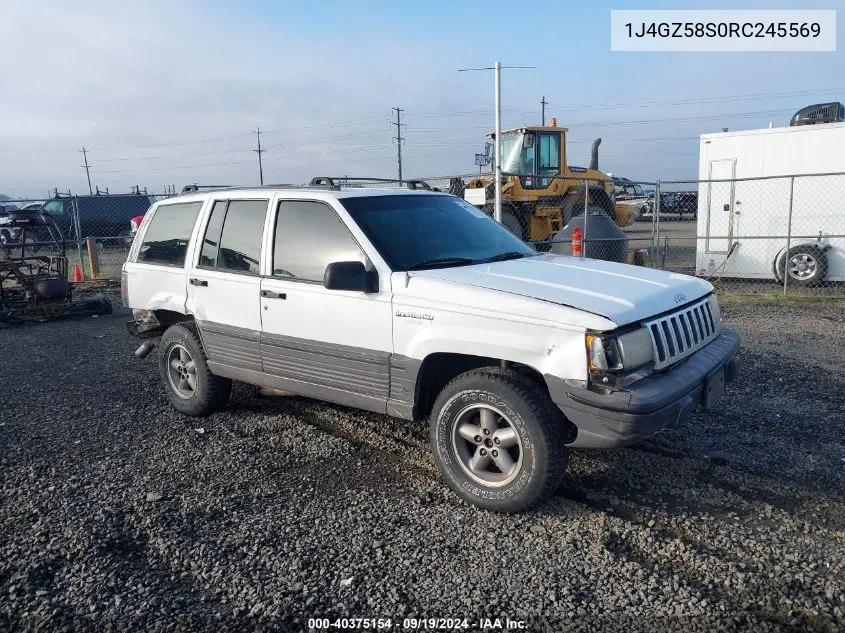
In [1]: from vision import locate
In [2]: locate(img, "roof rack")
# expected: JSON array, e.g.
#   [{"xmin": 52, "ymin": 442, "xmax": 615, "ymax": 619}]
[
  {"xmin": 177, "ymin": 177, "xmax": 437, "ymax": 197},
  {"xmin": 181, "ymin": 184, "xmax": 234, "ymax": 194},
  {"xmin": 180, "ymin": 181, "xmax": 343, "ymax": 195},
  {"xmin": 310, "ymin": 176, "xmax": 434, "ymax": 191}
]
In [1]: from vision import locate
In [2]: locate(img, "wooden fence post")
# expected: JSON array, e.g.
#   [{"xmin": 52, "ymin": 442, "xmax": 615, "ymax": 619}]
[{"xmin": 85, "ymin": 237, "xmax": 101, "ymax": 279}]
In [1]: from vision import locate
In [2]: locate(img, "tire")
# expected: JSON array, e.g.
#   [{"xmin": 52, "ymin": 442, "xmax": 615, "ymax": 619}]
[
  {"xmin": 0, "ymin": 229, "xmax": 12, "ymax": 246},
  {"xmin": 93, "ymin": 293, "xmax": 113, "ymax": 315},
  {"xmin": 776, "ymin": 244, "xmax": 829, "ymax": 288},
  {"xmin": 158, "ymin": 322, "xmax": 232, "ymax": 417},
  {"xmin": 429, "ymin": 367, "xmax": 569, "ymax": 512}
]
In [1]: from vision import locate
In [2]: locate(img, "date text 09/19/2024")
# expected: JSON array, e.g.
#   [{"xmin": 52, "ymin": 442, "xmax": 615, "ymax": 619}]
[{"xmin": 307, "ymin": 617, "xmax": 527, "ymax": 630}]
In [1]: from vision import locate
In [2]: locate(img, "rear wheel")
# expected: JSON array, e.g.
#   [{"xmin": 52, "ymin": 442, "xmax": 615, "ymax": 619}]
[
  {"xmin": 429, "ymin": 368, "xmax": 569, "ymax": 512},
  {"xmin": 158, "ymin": 323, "xmax": 232, "ymax": 417}
]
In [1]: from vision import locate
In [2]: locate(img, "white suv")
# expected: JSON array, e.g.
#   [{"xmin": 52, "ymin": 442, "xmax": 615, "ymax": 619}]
[{"xmin": 122, "ymin": 181, "xmax": 740, "ymax": 512}]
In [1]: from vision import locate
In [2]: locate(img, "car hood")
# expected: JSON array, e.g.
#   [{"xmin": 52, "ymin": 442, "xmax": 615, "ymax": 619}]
[{"xmin": 412, "ymin": 254, "xmax": 712, "ymax": 326}]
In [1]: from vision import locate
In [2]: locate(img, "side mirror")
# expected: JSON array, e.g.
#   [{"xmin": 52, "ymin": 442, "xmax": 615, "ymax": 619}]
[
  {"xmin": 523, "ymin": 133, "xmax": 535, "ymax": 148},
  {"xmin": 323, "ymin": 261, "xmax": 377, "ymax": 292}
]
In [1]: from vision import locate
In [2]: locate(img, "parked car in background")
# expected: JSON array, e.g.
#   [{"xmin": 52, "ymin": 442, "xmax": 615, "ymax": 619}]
[
  {"xmin": 611, "ymin": 177, "xmax": 652, "ymax": 223},
  {"xmin": 130, "ymin": 213, "xmax": 146, "ymax": 239},
  {"xmin": 40, "ymin": 193, "xmax": 155, "ymax": 247},
  {"xmin": 642, "ymin": 191, "xmax": 697, "ymax": 221},
  {"xmin": 0, "ymin": 209, "xmax": 20, "ymax": 245}
]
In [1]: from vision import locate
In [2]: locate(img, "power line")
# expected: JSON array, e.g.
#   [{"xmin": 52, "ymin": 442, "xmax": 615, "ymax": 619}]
[
  {"xmin": 404, "ymin": 87, "xmax": 844, "ymax": 118},
  {"xmin": 80, "ymin": 147, "xmax": 93, "ymax": 195},
  {"xmin": 254, "ymin": 127, "xmax": 266, "ymax": 185},
  {"xmin": 391, "ymin": 107, "xmax": 405, "ymax": 181}
]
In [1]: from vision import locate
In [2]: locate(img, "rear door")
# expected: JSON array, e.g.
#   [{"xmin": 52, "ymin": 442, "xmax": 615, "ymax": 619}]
[
  {"xmin": 186, "ymin": 196, "xmax": 269, "ymax": 375},
  {"xmin": 705, "ymin": 159, "xmax": 737, "ymax": 253},
  {"xmin": 258, "ymin": 198, "xmax": 393, "ymax": 413},
  {"xmin": 124, "ymin": 199, "xmax": 204, "ymax": 314}
]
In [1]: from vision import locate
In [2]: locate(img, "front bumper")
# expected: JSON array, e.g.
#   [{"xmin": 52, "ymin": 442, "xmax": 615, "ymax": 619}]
[{"xmin": 546, "ymin": 328, "xmax": 740, "ymax": 449}]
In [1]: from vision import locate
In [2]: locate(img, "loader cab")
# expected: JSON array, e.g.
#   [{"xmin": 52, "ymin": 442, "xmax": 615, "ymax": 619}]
[{"xmin": 491, "ymin": 126, "xmax": 567, "ymax": 183}]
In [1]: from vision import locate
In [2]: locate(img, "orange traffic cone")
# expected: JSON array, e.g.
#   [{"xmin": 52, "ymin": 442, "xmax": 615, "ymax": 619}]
[{"xmin": 72, "ymin": 263, "xmax": 84, "ymax": 283}]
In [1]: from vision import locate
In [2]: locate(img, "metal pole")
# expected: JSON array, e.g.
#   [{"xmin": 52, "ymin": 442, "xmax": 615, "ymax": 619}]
[
  {"xmin": 653, "ymin": 180, "xmax": 661, "ymax": 264},
  {"xmin": 80, "ymin": 147, "xmax": 93, "ymax": 195},
  {"xmin": 541, "ymin": 96, "xmax": 547, "ymax": 126},
  {"xmin": 254, "ymin": 128, "xmax": 265, "ymax": 185},
  {"xmin": 494, "ymin": 61, "xmax": 502, "ymax": 224},
  {"xmin": 783, "ymin": 176, "xmax": 795, "ymax": 296},
  {"xmin": 393, "ymin": 107, "xmax": 404, "ymax": 182},
  {"xmin": 582, "ymin": 179, "xmax": 588, "ymax": 258},
  {"xmin": 73, "ymin": 197, "xmax": 85, "ymax": 276}
]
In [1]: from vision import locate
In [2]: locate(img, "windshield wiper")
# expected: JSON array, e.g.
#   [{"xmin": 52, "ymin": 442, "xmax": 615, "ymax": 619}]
[
  {"xmin": 407, "ymin": 257, "xmax": 477, "ymax": 270},
  {"xmin": 483, "ymin": 251, "xmax": 532, "ymax": 263}
]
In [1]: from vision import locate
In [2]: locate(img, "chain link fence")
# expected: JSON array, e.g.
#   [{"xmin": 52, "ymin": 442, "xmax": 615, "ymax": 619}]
[
  {"xmin": 419, "ymin": 171, "xmax": 844, "ymax": 298},
  {"xmin": 656, "ymin": 174, "xmax": 845, "ymax": 297},
  {"xmin": 3, "ymin": 173, "xmax": 843, "ymax": 298},
  {"xmin": 0, "ymin": 192, "xmax": 167, "ymax": 280}
]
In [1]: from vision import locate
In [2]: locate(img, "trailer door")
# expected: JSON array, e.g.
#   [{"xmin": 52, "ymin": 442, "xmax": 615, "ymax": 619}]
[{"xmin": 705, "ymin": 159, "xmax": 736, "ymax": 253}]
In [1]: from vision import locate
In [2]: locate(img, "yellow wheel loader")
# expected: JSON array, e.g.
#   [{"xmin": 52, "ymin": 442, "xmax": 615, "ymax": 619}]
[{"xmin": 461, "ymin": 120, "xmax": 617, "ymax": 242}]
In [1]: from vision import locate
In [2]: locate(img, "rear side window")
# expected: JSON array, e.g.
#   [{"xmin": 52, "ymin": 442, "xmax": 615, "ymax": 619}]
[
  {"xmin": 198, "ymin": 199, "xmax": 267, "ymax": 274},
  {"xmin": 273, "ymin": 200, "xmax": 363, "ymax": 282},
  {"xmin": 137, "ymin": 201, "xmax": 202, "ymax": 266}
]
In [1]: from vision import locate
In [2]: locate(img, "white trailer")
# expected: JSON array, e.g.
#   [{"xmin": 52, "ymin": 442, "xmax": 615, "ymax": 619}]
[{"xmin": 695, "ymin": 116, "xmax": 845, "ymax": 286}]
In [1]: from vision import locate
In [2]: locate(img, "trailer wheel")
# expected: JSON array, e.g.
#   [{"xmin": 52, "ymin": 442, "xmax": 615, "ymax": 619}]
[{"xmin": 776, "ymin": 245, "xmax": 829, "ymax": 287}]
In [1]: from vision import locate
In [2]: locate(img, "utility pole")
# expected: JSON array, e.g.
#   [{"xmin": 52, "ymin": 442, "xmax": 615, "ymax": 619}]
[
  {"xmin": 458, "ymin": 62, "xmax": 535, "ymax": 224},
  {"xmin": 541, "ymin": 96, "xmax": 548, "ymax": 126},
  {"xmin": 253, "ymin": 127, "xmax": 266, "ymax": 185},
  {"xmin": 391, "ymin": 107, "xmax": 405, "ymax": 182},
  {"xmin": 80, "ymin": 147, "xmax": 93, "ymax": 195}
]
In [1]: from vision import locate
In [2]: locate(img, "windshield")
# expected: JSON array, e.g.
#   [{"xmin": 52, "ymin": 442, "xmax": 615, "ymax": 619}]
[
  {"xmin": 499, "ymin": 132, "xmax": 534, "ymax": 175},
  {"xmin": 340, "ymin": 194, "xmax": 536, "ymax": 271}
]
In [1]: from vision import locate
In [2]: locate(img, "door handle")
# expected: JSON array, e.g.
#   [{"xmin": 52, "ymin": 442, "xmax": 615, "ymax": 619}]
[
  {"xmin": 261, "ymin": 290, "xmax": 286, "ymax": 299},
  {"xmin": 189, "ymin": 278, "xmax": 208, "ymax": 287}
]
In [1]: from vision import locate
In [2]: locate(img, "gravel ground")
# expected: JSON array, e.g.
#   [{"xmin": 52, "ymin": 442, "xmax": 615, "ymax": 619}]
[{"xmin": 1, "ymin": 295, "xmax": 843, "ymax": 633}]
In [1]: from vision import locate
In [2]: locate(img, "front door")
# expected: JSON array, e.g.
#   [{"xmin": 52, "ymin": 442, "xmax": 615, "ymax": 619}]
[
  {"xmin": 186, "ymin": 197, "xmax": 270, "ymax": 374},
  {"xmin": 705, "ymin": 159, "xmax": 737, "ymax": 253},
  {"xmin": 259, "ymin": 198, "xmax": 393, "ymax": 414}
]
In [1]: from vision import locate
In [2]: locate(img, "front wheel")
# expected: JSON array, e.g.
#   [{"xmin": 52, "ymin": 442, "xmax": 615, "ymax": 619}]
[
  {"xmin": 158, "ymin": 323, "xmax": 232, "ymax": 417},
  {"xmin": 429, "ymin": 368, "xmax": 569, "ymax": 512}
]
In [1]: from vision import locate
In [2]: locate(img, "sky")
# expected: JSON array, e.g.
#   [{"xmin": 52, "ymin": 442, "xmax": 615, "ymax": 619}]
[{"xmin": 0, "ymin": 0, "xmax": 841, "ymax": 198}]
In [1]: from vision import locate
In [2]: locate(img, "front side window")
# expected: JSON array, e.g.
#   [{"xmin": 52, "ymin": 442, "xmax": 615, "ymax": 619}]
[
  {"xmin": 538, "ymin": 133, "xmax": 560, "ymax": 175},
  {"xmin": 273, "ymin": 200, "xmax": 364, "ymax": 282},
  {"xmin": 137, "ymin": 201, "xmax": 203, "ymax": 266},
  {"xmin": 199, "ymin": 199, "xmax": 267, "ymax": 274},
  {"xmin": 340, "ymin": 194, "xmax": 535, "ymax": 271}
]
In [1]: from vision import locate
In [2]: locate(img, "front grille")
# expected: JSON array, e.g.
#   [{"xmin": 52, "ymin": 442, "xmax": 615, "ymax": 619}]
[{"xmin": 645, "ymin": 296, "xmax": 721, "ymax": 370}]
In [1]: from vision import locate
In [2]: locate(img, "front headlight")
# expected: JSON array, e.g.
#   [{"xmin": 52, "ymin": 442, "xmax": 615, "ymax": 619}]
[
  {"xmin": 586, "ymin": 328, "xmax": 654, "ymax": 387},
  {"xmin": 708, "ymin": 294, "xmax": 722, "ymax": 329},
  {"xmin": 586, "ymin": 334, "xmax": 622, "ymax": 372}
]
